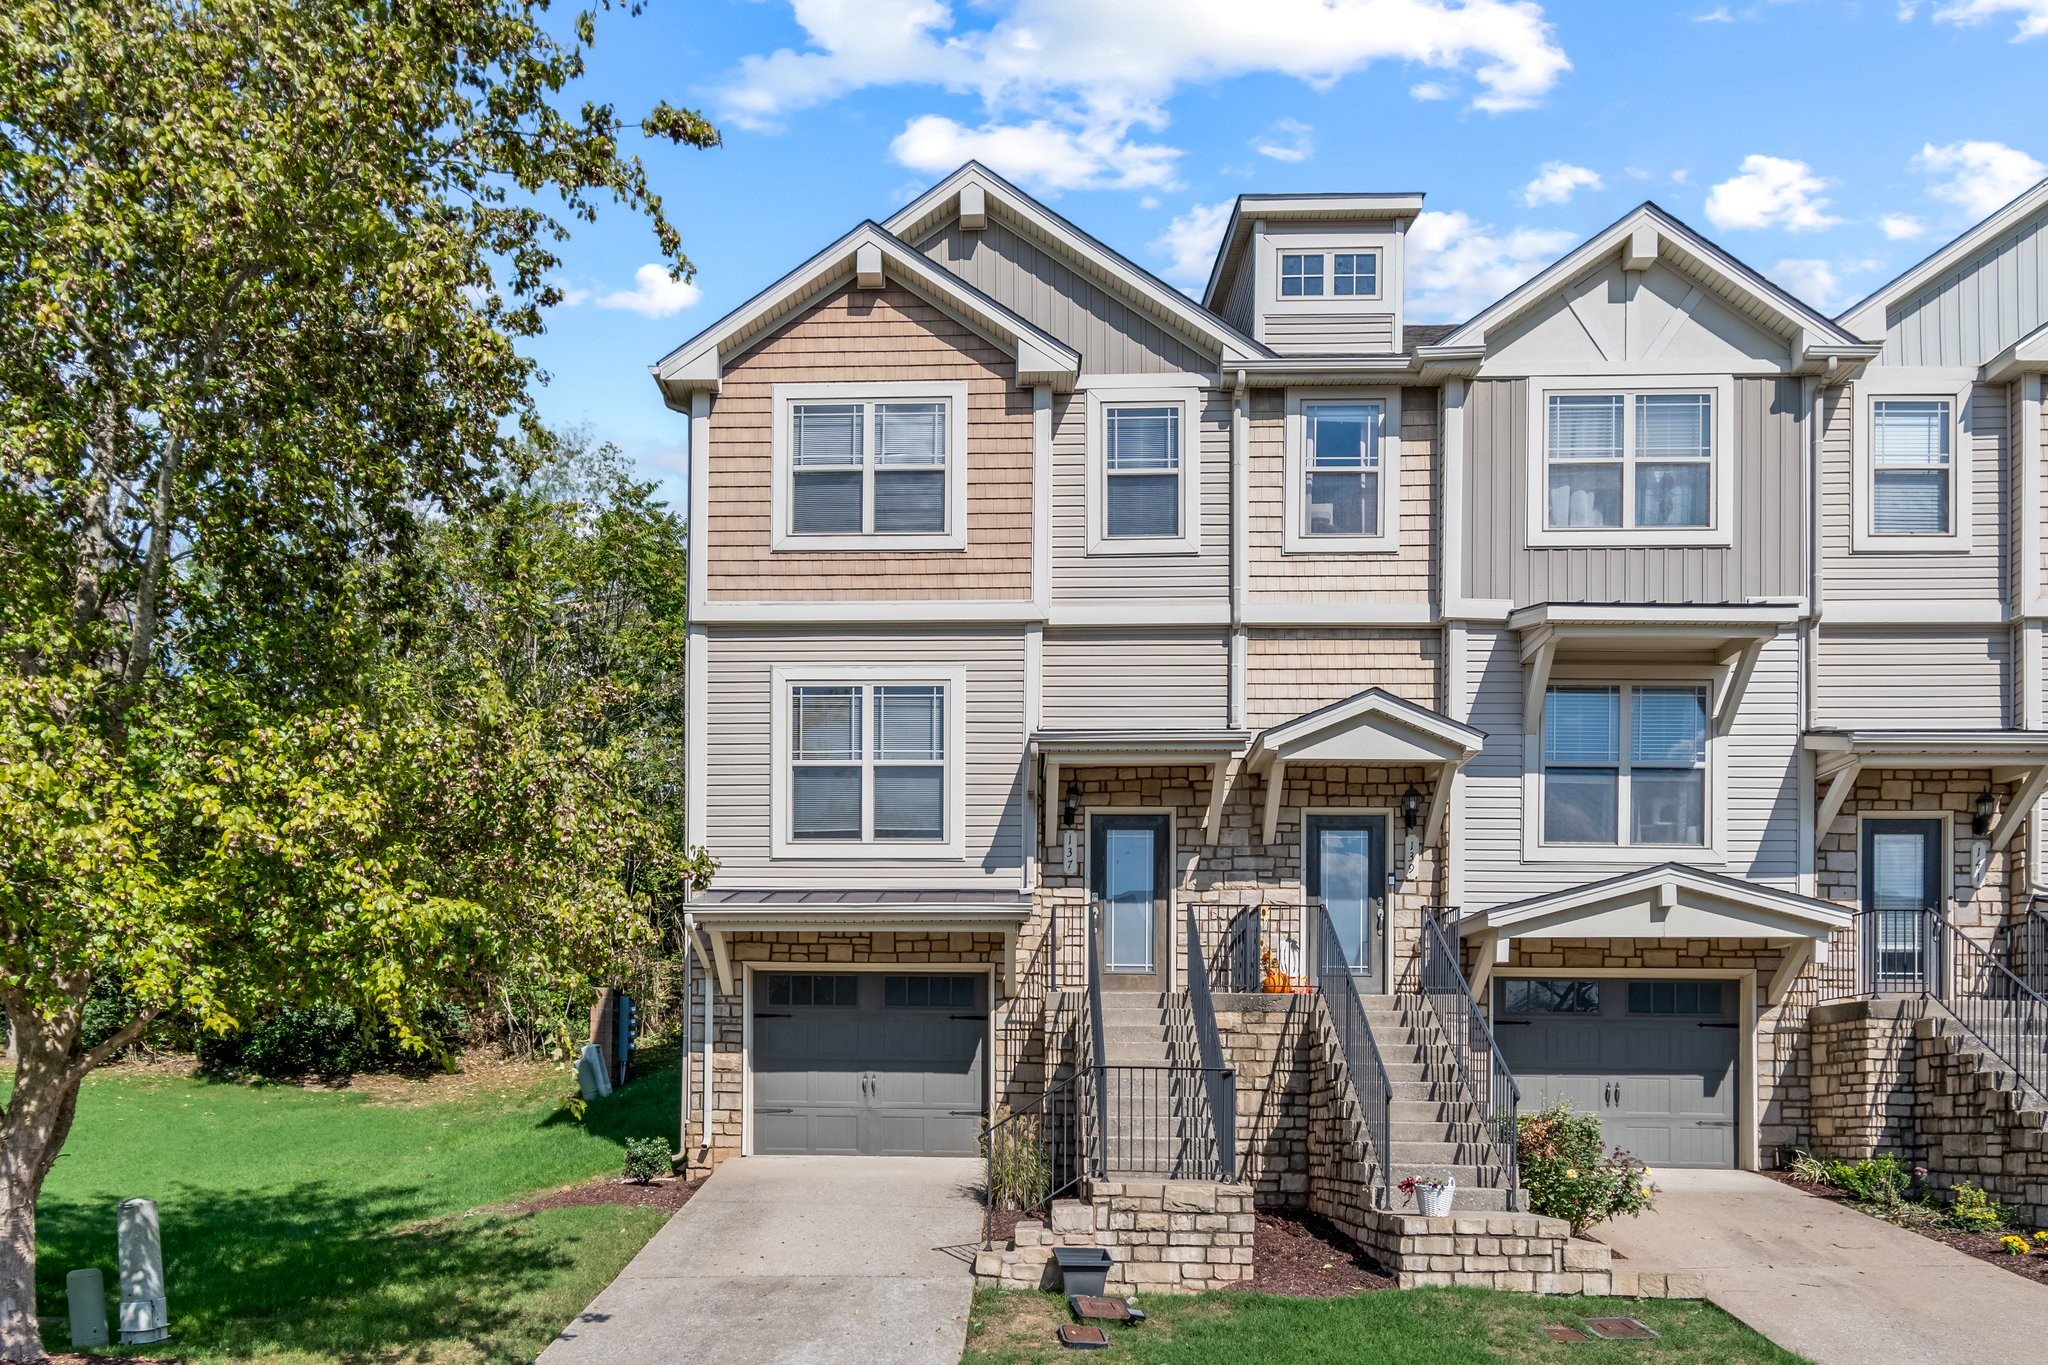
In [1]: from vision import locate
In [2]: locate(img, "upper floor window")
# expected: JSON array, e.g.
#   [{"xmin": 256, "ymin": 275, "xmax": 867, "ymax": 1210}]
[
  {"xmin": 1282, "ymin": 390, "xmax": 1400, "ymax": 553},
  {"xmin": 1541, "ymin": 683, "xmax": 1708, "ymax": 848},
  {"xmin": 772, "ymin": 667, "xmax": 965, "ymax": 858},
  {"xmin": 1086, "ymin": 389, "xmax": 1201, "ymax": 555},
  {"xmin": 1870, "ymin": 399, "xmax": 1952, "ymax": 537},
  {"xmin": 770, "ymin": 382, "xmax": 968, "ymax": 551},
  {"xmin": 1546, "ymin": 391, "xmax": 1712, "ymax": 531},
  {"xmin": 1277, "ymin": 250, "xmax": 1381, "ymax": 301}
]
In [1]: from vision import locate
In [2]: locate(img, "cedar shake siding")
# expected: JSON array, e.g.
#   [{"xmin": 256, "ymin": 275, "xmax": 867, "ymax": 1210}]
[
  {"xmin": 703, "ymin": 283, "xmax": 1035, "ymax": 601},
  {"xmin": 1244, "ymin": 630, "xmax": 1441, "ymax": 726}
]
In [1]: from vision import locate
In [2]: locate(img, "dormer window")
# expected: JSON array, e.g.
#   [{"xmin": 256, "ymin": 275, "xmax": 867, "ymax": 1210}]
[
  {"xmin": 1277, "ymin": 250, "xmax": 1382, "ymax": 301},
  {"xmin": 1332, "ymin": 253, "xmax": 1378, "ymax": 296},
  {"xmin": 1279, "ymin": 253, "xmax": 1324, "ymax": 297}
]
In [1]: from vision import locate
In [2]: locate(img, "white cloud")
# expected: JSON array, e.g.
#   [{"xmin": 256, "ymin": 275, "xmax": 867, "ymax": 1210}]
[
  {"xmin": 1150, "ymin": 201, "xmax": 1234, "ymax": 287},
  {"xmin": 1704, "ymin": 154, "xmax": 1843, "ymax": 231},
  {"xmin": 1912, "ymin": 140, "xmax": 2047, "ymax": 218},
  {"xmin": 1767, "ymin": 257, "xmax": 1840, "ymax": 308},
  {"xmin": 594, "ymin": 264, "xmax": 703, "ymax": 319},
  {"xmin": 1409, "ymin": 81, "xmax": 1454, "ymax": 100},
  {"xmin": 1520, "ymin": 161, "xmax": 1602, "ymax": 206},
  {"xmin": 1252, "ymin": 118, "xmax": 1314, "ymax": 164},
  {"xmin": 1404, "ymin": 209, "xmax": 1578, "ymax": 322},
  {"xmin": 1920, "ymin": 0, "xmax": 2048, "ymax": 39},
  {"xmin": 890, "ymin": 113, "xmax": 1181, "ymax": 192},
  {"xmin": 1694, "ymin": 5, "xmax": 1736, "ymax": 19},
  {"xmin": 1878, "ymin": 213, "xmax": 1927, "ymax": 240}
]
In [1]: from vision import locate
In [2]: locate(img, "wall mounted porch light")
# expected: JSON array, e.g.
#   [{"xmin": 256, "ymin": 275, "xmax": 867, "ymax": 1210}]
[
  {"xmin": 1973, "ymin": 791, "xmax": 1996, "ymax": 837},
  {"xmin": 1401, "ymin": 785, "xmax": 1424, "ymax": 831},
  {"xmin": 1062, "ymin": 780, "xmax": 1082, "ymax": 829}
]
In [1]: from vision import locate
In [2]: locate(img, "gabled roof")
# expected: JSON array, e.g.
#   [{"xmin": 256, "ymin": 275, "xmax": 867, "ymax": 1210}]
[
  {"xmin": 1201, "ymin": 192, "xmax": 1426, "ymax": 314},
  {"xmin": 1837, "ymin": 177, "xmax": 2048, "ymax": 341},
  {"xmin": 649, "ymin": 220, "xmax": 1081, "ymax": 407},
  {"xmin": 883, "ymin": 162, "xmax": 1272, "ymax": 366},
  {"xmin": 1982, "ymin": 318, "xmax": 2048, "ymax": 384},
  {"xmin": 1248, "ymin": 688, "xmax": 1482, "ymax": 770},
  {"xmin": 1463, "ymin": 862, "xmax": 1850, "ymax": 938},
  {"xmin": 1419, "ymin": 203, "xmax": 1870, "ymax": 375}
]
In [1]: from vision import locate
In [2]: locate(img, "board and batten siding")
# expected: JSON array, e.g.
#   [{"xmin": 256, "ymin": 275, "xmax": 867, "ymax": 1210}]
[
  {"xmin": 1455, "ymin": 626, "xmax": 1803, "ymax": 913},
  {"xmin": 1244, "ymin": 630, "xmax": 1440, "ymax": 727},
  {"xmin": 916, "ymin": 219, "xmax": 1215, "ymax": 376},
  {"xmin": 1813, "ymin": 628, "xmax": 2012, "ymax": 728},
  {"xmin": 1877, "ymin": 206, "xmax": 2048, "ymax": 368},
  {"xmin": 703, "ymin": 284, "xmax": 1035, "ymax": 602},
  {"xmin": 1259, "ymin": 312, "xmax": 1397, "ymax": 355},
  {"xmin": 1040, "ymin": 629, "xmax": 1229, "ymax": 728},
  {"xmin": 1461, "ymin": 377, "xmax": 1806, "ymax": 606},
  {"xmin": 1817, "ymin": 381, "xmax": 2009, "ymax": 602},
  {"xmin": 701, "ymin": 627, "xmax": 1028, "ymax": 889},
  {"xmin": 1247, "ymin": 387, "xmax": 1437, "ymax": 604},
  {"xmin": 1049, "ymin": 386, "xmax": 1232, "ymax": 603}
]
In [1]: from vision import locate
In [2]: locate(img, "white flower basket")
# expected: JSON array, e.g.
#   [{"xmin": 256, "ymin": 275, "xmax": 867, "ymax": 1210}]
[{"xmin": 1418, "ymin": 1180, "xmax": 1455, "ymax": 1217}]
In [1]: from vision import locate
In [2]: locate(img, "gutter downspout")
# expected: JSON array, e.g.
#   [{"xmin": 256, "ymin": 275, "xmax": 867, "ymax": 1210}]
[
  {"xmin": 682, "ymin": 911, "xmax": 713, "ymax": 1167},
  {"xmin": 1229, "ymin": 368, "xmax": 1249, "ymax": 731}
]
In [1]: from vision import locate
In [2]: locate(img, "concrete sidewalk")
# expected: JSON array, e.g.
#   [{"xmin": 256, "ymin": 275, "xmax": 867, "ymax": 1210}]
[
  {"xmin": 539, "ymin": 1156, "xmax": 984, "ymax": 1365},
  {"xmin": 1596, "ymin": 1169, "xmax": 2043, "ymax": 1364}
]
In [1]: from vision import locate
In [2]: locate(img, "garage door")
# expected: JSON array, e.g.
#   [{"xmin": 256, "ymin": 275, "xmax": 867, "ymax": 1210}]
[
  {"xmin": 1493, "ymin": 978, "xmax": 1737, "ymax": 1169},
  {"xmin": 751, "ymin": 971, "xmax": 986, "ymax": 1156}
]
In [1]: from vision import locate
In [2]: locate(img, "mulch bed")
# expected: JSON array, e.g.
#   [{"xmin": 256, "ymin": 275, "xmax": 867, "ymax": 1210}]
[
  {"xmin": 1764, "ymin": 1169, "xmax": 2048, "ymax": 1288},
  {"xmin": 1229, "ymin": 1206, "xmax": 1397, "ymax": 1297},
  {"xmin": 504, "ymin": 1173, "xmax": 706, "ymax": 1214}
]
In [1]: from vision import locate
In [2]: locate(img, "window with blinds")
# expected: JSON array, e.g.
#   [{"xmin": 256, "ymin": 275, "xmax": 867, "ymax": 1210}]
[
  {"xmin": 788, "ymin": 397, "xmax": 949, "ymax": 537},
  {"xmin": 1302, "ymin": 401, "xmax": 1383, "ymax": 537},
  {"xmin": 1870, "ymin": 398, "xmax": 1952, "ymax": 537},
  {"xmin": 789, "ymin": 682, "xmax": 946, "ymax": 843},
  {"xmin": 1544, "ymin": 390, "xmax": 1713, "ymax": 532},
  {"xmin": 1104, "ymin": 404, "xmax": 1182, "ymax": 538},
  {"xmin": 1541, "ymin": 683, "xmax": 1708, "ymax": 847}
]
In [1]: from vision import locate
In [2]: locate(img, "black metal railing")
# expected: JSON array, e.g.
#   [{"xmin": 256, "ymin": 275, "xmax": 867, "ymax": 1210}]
[
  {"xmin": 1224, "ymin": 900, "xmax": 1319, "ymax": 993},
  {"xmin": 1094, "ymin": 1064, "xmax": 1233, "ymax": 1179},
  {"xmin": 1184, "ymin": 905, "xmax": 1238, "ymax": 1182},
  {"xmin": 2015, "ymin": 900, "xmax": 2048, "ymax": 997},
  {"xmin": 1418, "ymin": 909, "xmax": 1521, "ymax": 1204},
  {"xmin": 1937, "ymin": 911, "xmax": 2048, "ymax": 1106},
  {"xmin": 981, "ymin": 1069, "xmax": 1088, "ymax": 1249},
  {"xmin": 1084, "ymin": 902, "xmax": 1110, "ymax": 1175},
  {"xmin": 1315, "ymin": 902, "xmax": 1393, "ymax": 1208}
]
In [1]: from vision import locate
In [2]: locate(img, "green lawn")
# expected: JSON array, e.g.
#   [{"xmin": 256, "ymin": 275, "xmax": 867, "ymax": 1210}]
[
  {"xmin": 964, "ymin": 1286, "xmax": 1807, "ymax": 1365},
  {"xmin": 30, "ymin": 1056, "xmax": 680, "ymax": 1364}
]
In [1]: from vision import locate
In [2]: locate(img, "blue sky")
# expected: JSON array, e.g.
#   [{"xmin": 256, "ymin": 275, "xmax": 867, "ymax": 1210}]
[{"xmin": 521, "ymin": 0, "xmax": 2048, "ymax": 508}]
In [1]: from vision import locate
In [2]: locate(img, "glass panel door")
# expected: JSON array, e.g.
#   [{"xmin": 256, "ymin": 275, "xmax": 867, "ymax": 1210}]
[
  {"xmin": 1091, "ymin": 814, "xmax": 1171, "ymax": 990},
  {"xmin": 1307, "ymin": 814, "xmax": 1387, "ymax": 994},
  {"xmin": 1862, "ymin": 819, "xmax": 1941, "ymax": 993}
]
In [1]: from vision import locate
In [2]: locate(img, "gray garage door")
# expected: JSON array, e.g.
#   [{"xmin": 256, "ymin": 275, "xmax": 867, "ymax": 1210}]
[
  {"xmin": 1493, "ymin": 978, "xmax": 1738, "ymax": 1169},
  {"xmin": 752, "ymin": 971, "xmax": 986, "ymax": 1157}
]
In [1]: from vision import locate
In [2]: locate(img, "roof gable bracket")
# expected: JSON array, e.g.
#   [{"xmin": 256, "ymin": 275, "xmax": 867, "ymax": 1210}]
[
  {"xmin": 1522, "ymin": 632, "xmax": 1558, "ymax": 733},
  {"xmin": 1713, "ymin": 638, "xmax": 1765, "ymax": 736},
  {"xmin": 1815, "ymin": 756, "xmax": 1864, "ymax": 838},
  {"xmin": 1767, "ymin": 938, "xmax": 1819, "ymax": 1008},
  {"xmin": 1990, "ymin": 766, "xmax": 2048, "ymax": 851}
]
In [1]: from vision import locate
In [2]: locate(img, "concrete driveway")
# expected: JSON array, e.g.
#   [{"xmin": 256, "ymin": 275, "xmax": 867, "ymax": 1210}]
[
  {"xmin": 539, "ymin": 1156, "xmax": 985, "ymax": 1365},
  {"xmin": 1597, "ymin": 1169, "xmax": 2043, "ymax": 1364}
]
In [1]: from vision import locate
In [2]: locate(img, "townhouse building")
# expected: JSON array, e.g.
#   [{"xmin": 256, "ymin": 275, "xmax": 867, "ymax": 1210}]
[{"xmin": 655, "ymin": 164, "xmax": 2048, "ymax": 1280}]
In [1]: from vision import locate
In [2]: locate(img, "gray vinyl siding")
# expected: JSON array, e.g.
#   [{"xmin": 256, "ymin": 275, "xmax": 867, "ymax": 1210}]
[
  {"xmin": 1259, "ymin": 312, "xmax": 1397, "ymax": 354},
  {"xmin": 1814, "ymin": 628, "xmax": 2012, "ymax": 728},
  {"xmin": 1041, "ymin": 629, "xmax": 1230, "ymax": 728},
  {"xmin": 916, "ymin": 219, "xmax": 1215, "ymax": 375},
  {"xmin": 701, "ymin": 627, "xmax": 1027, "ymax": 889},
  {"xmin": 1456, "ymin": 626, "xmax": 1803, "ymax": 914},
  {"xmin": 1817, "ymin": 382, "xmax": 2009, "ymax": 602},
  {"xmin": 1219, "ymin": 259, "xmax": 1256, "ymax": 337},
  {"xmin": 1462, "ymin": 377, "xmax": 1806, "ymax": 605},
  {"xmin": 1050, "ymin": 386, "xmax": 1232, "ymax": 602},
  {"xmin": 1877, "ymin": 205, "xmax": 2048, "ymax": 367}
]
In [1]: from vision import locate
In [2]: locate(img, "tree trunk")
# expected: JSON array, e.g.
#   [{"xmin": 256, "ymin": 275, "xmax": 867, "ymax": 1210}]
[
  {"xmin": 0, "ymin": 1159, "xmax": 47, "ymax": 1364},
  {"xmin": 0, "ymin": 1003, "xmax": 90, "ymax": 1364}
]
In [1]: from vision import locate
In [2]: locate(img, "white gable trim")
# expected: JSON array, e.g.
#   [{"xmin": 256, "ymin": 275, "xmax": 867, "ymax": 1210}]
[
  {"xmin": 1839, "ymin": 178, "xmax": 2048, "ymax": 341},
  {"xmin": 1247, "ymin": 688, "xmax": 1482, "ymax": 845},
  {"xmin": 1461, "ymin": 863, "xmax": 1850, "ymax": 941}
]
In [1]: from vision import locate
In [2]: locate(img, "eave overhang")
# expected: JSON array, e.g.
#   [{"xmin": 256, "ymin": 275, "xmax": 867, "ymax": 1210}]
[
  {"xmin": 1459, "ymin": 863, "xmax": 1849, "ymax": 1005},
  {"xmin": 1838, "ymin": 177, "xmax": 2048, "ymax": 341},
  {"xmin": 1031, "ymin": 729, "xmax": 1252, "ymax": 844},
  {"xmin": 649, "ymin": 220, "xmax": 1081, "ymax": 408},
  {"xmin": 1509, "ymin": 602, "xmax": 1802, "ymax": 737},
  {"xmin": 1231, "ymin": 355, "xmax": 1420, "ymax": 386},
  {"xmin": 682, "ymin": 891, "xmax": 1031, "ymax": 993},
  {"xmin": 1804, "ymin": 729, "xmax": 2048, "ymax": 849},
  {"xmin": 1201, "ymin": 192, "xmax": 1427, "ymax": 314},
  {"xmin": 1981, "ymin": 320, "xmax": 2048, "ymax": 384},
  {"xmin": 1246, "ymin": 688, "xmax": 1482, "ymax": 844}
]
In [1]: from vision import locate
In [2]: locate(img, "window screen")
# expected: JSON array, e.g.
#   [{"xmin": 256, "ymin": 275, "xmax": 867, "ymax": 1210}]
[
  {"xmin": 1104, "ymin": 405, "xmax": 1182, "ymax": 538},
  {"xmin": 1871, "ymin": 399, "xmax": 1951, "ymax": 536},
  {"xmin": 1546, "ymin": 394, "xmax": 1625, "ymax": 528}
]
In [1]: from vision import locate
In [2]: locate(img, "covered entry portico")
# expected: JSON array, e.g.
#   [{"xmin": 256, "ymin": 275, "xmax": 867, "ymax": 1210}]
[{"xmin": 1459, "ymin": 864, "xmax": 1850, "ymax": 1169}]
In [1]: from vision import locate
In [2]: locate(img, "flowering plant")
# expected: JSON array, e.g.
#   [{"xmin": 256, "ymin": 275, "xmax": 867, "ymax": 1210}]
[
  {"xmin": 1517, "ymin": 1100, "xmax": 1658, "ymax": 1237},
  {"xmin": 1999, "ymin": 1234, "xmax": 2030, "ymax": 1255},
  {"xmin": 1397, "ymin": 1175, "xmax": 1452, "ymax": 1205}
]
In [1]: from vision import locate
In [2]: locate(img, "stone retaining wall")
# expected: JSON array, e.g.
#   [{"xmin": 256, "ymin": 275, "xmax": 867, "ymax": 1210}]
[{"xmin": 974, "ymin": 1183, "xmax": 1257, "ymax": 1294}]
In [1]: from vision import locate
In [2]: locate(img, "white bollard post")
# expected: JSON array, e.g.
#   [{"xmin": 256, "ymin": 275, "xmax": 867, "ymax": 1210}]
[
  {"xmin": 66, "ymin": 1268, "xmax": 108, "ymax": 1348},
  {"xmin": 116, "ymin": 1198, "xmax": 168, "ymax": 1344}
]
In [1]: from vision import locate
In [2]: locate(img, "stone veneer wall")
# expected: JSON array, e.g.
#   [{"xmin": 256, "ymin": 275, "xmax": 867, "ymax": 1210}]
[
  {"xmin": 1212, "ymin": 995, "xmax": 1315, "ymax": 1204},
  {"xmin": 1807, "ymin": 997, "xmax": 2048, "ymax": 1226},
  {"xmin": 1817, "ymin": 769, "xmax": 2030, "ymax": 946},
  {"xmin": 976, "ymin": 1183, "xmax": 1258, "ymax": 1293}
]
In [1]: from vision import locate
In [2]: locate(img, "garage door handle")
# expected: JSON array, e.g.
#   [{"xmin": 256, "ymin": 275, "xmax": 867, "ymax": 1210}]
[
  {"xmin": 755, "ymin": 1012, "xmax": 793, "ymax": 1019},
  {"xmin": 1696, "ymin": 1022, "xmax": 1738, "ymax": 1029},
  {"xmin": 950, "ymin": 1110, "xmax": 982, "ymax": 1117},
  {"xmin": 949, "ymin": 1014, "xmax": 987, "ymax": 1021},
  {"xmin": 1695, "ymin": 1120, "xmax": 1734, "ymax": 1127},
  {"xmin": 1493, "ymin": 1020, "xmax": 1531, "ymax": 1026},
  {"xmin": 756, "ymin": 1108, "xmax": 794, "ymax": 1114}
]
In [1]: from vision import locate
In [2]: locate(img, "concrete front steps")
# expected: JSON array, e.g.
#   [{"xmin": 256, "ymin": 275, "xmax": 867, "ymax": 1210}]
[
  {"xmin": 1358, "ymin": 994, "xmax": 1518, "ymax": 1214},
  {"xmin": 1092, "ymin": 993, "xmax": 1224, "ymax": 1179}
]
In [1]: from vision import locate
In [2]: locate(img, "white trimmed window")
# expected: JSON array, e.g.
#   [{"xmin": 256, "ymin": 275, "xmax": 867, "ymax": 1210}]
[
  {"xmin": 1277, "ymin": 250, "xmax": 1382, "ymax": 301},
  {"xmin": 1332, "ymin": 252, "xmax": 1378, "ymax": 297},
  {"xmin": 1086, "ymin": 389, "xmax": 1201, "ymax": 555},
  {"xmin": 1528, "ymin": 379, "xmax": 1732, "ymax": 547},
  {"xmin": 770, "ymin": 382, "xmax": 968, "ymax": 551},
  {"xmin": 1282, "ymin": 390, "xmax": 1401, "ymax": 552},
  {"xmin": 1541, "ymin": 684, "xmax": 1708, "ymax": 847},
  {"xmin": 1279, "ymin": 252, "xmax": 1324, "ymax": 297},
  {"xmin": 1871, "ymin": 399, "xmax": 1952, "ymax": 536},
  {"xmin": 773, "ymin": 668, "xmax": 965, "ymax": 858}
]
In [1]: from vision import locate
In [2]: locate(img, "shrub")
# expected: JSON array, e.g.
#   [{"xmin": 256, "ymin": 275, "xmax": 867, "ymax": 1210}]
[
  {"xmin": 982, "ymin": 1110, "xmax": 1052, "ymax": 1212},
  {"xmin": 196, "ymin": 1002, "xmax": 468, "ymax": 1079},
  {"xmin": 622, "ymin": 1137, "xmax": 672, "ymax": 1184},
  {"xmin": 1785, "ymin": 1149, "xmax": 1833, "ymax": 1187},
  {"xmin": 1824, "ymin": 1154, "xmax": 1913, "ymax": 1208},
  {"xmin": 1947, "ymin": 1182, "xmax": 2007, "ymax": 1231},
  {"xmin": 1516, "ymin": 1101, "xmax": 1658, "ymax": 1238}
]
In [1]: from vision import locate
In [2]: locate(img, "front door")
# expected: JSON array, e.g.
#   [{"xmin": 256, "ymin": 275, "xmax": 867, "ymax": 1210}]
[
  {"xmin": 1307, "ymin": 813, "xmax": 1388, "ymax": 994},
  {"xmin": 1091, "ymin": 814, "xmax": 1172, "ymax": 992},
  {"xmin": 1862, "ymin": 818, "xmax": 1943, "ymax": 993}
]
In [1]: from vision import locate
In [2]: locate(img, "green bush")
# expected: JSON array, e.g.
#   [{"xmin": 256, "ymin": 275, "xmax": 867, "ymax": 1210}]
[
  {"xmin": 196, "ymin": 1003, "xmax": 468, "ymax": 1080},
  {"xmin": 1822, "ymin": 1154, "xmax": 1913, "ymax": 1207},
  {"xmin": 1947, "ymin": 1181, "xmax": 2008, "ymax": 1231},
  {"xmin": 622, "ymin": 1137, "xmax": 672, "ymax": 1184},
  {"xmin": 1516, "ymin": 1100, "xmax": 1658, "ymax": 1238}
]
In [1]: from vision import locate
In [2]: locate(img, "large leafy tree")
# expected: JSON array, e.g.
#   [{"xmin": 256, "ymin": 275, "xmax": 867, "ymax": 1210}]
[{"xmin": 0, "ymin": 0, "xmax": 716, "ymax": 1355}]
